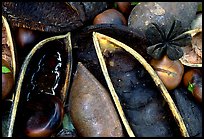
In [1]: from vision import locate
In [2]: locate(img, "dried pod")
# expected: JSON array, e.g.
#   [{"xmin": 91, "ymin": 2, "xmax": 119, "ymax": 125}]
[
  {"xmin": 2, "ymin": 2, "xmax": 109, "ymax": 33},
  {"xmin": 8, "ymin": 32, "xmax": 73, "ymax": 137},
  {"xmin": 93, "ymin": 32, "xmax": 189, "ymax": 137},
  {"xmin": 69, "ymin": 62, "xmax": 124, "ymax": 137},
  {"xmin": 179, "ymin": 28, "xmax": 202, "ymax": 67},
  {"xmin": 72, "ymin": 24, "xmax": 148, "ymax": 86},
  {"xmin": 170, "ymin": 87, "xmax": 202, "ymax": 137},
  {"xmin": 2, "ymin": 16, "xmax": 16, "ymax": 80},
  {"xmin": 191, "ymin": 13, "xmax": 202, "ymax": 29},
  {"xmin": 2, "ymin": 2, "xmax": 83, "ymax": 33},
  {"xmin": 2, "ymin": 15, "xmax": 17, "ymax": 137},
  {"xmin": 145, "ymin": 20, "xmax": 192, "ymax": 60}
]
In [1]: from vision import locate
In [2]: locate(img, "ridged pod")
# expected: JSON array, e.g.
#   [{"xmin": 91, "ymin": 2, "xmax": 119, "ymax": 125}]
[{"xmin": 2, "ymin": 2, "xmax": 109, "ymax": 33}]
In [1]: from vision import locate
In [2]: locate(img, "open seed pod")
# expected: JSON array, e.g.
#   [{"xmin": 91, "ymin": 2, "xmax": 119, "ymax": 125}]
[
  {"xmin": 69, "ymin": 62, "xmax": 124, "ymax": 137},
  {"xmin": 72, "ymin": 24, "xmax": 148, "ymax": 87},
  {"xmin": 7, "ymin": 32, "xmax": 73, "ymax": 137},
  {"xmin": 71, "ymin": 24, "xmax": 193, "ymax": 137},
  {"xmin": 179, "ymin": 28, "xmax": 202, "ymax": 67},
  {"xmin": 92, "ymin": 32, "xmax": 190, "ymax": 137},
  {"xmin": 2, "ymin": 2, "xmax": 109, "ymax": 33},
  {"xmin": 2, "ymin": 16, "xmax": 16, "ymax": 77},
  {"xmin": 2, "ymin": 16, "xmax": 17, "ymax": 137}
]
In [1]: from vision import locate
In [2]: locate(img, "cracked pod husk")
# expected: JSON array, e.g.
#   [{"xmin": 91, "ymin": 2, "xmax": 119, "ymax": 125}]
[
  {"xmin": 2, "ymin": 2, "xmax": 109, "ymax": 33},
  {"xmin": 8, "ymin": 32, "xmax": 73, "ymax": 137},
  {"xmin": 179, "ymin": 28, "xmax": 202, "ymax": 67},
  {"xmin": 93, "ymin": 32, "xmax": 189, "ymax": 137},
  {"xmin": 72, "ymin": 24, "xmax": 148, "ymax": 88},
  {"xmin": 2, "ymin": 16, "xmax": 16, "ymax": 78},
  {"xmin": 2, "ymin": 16, "xmax": 17, "ymax": 137}
]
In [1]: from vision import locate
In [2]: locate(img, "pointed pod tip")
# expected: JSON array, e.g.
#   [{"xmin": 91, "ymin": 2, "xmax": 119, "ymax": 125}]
[
  {"xmin": 92, "ymin": 31, "xmax": 96, "ymax": 35},
  {"xmin": 183, "ymin": 28, "xmax": 202, "ymax": 37},
  {"xmin": 76, "ymin": 62, "xmax": 88, "ymax": 74},
  {"xmin": 92, "ymin": 32, "xmax": 107, "ymax": 40},
  {"xmin": 77, "ymin": 62, "xmax": 83, "ymax": 66},
  {"xmin": 66, "ymin": 32, "xmax": 71, "ymax": 36},
  {"xmin": 92, "ymin": 32, "xmax": 100, "ymax": 42},
  {"xmin": 93, "ymin": 32, "xmax": 101, "ymax": 39}
]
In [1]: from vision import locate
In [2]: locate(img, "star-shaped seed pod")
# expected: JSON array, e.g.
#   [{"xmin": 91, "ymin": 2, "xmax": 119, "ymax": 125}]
[{"xmin": 145, "ymin": 20, "xmax": 192, "ymax": 60}]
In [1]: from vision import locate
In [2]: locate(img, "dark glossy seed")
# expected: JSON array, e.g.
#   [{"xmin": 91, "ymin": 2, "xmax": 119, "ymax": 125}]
[
  {"xmin": 193, "ymin": 83, "xmax": 202, "ymax": 103},
  {"xmin": 23, "ymin": 94, "xmax": 64, "ymax": 137},
  {"xmin": 116, "ymin": 2, "xmax": 132, "ymax": 16},
  {"xmin": 183, "ymin": 69, "xmax": 202, "ymax": 88},
  {"xmin": 15, "ymin": 27, "xmax": 38, "ymax": 49},
  {"xmin": 183, "ymin": 69, "xmax": 202, "ymax": 103}
]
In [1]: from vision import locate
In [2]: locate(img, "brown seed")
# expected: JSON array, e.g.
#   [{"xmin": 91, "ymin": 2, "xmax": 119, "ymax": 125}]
[
  {"xmin": 93, "ymin": 9, "xmax": 127, "ymax": 25},
  {"xmin": 15, "ymin": 27, "xmax": 38, "ymax": 49},
  {"xmin": 23, "ymin": 94, "xmax": 64, "ymax": 137},
  {"xmin": 183, "ymin": 68, "xmax": 202, "ymax": 103},
  {"xmin": 116, "ymin": 2, "xmax": 132, "ymax": 16},
  {"xmin": 150, "ymin": 55, "xmax": 184, "ymax": 90},
  {"xmin": 183, "ymin": 69, "xmax": 201, "ymax": 88},
  {"xmin": 193, "ymin": 83, "xmax": 202, "ymax": 103}
]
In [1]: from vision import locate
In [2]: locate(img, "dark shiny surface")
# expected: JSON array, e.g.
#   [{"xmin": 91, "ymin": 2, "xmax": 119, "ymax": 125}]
[
  {"xmin": 15, "ymin": 28, "xmax": 38, "ymax": 49},
  {"xmin": 13, "ymin": 39, "xmax": 68, "ymax": 137},
  {"xmin": 24, "ymin": 94, "xmax": 64, "ymax": 137}
]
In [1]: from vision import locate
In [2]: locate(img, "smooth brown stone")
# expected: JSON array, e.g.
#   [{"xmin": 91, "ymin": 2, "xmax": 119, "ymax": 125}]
[{"xmin": 69, "ymin": 62, "xmax": 124, "ymax": 137}]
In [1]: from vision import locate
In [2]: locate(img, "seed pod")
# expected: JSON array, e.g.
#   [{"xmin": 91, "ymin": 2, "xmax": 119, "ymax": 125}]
[
  {"xmin": 93, "ymin": 32, "xmax": 189, "ymax": 137},
  {"xmin": 171, "ymin": 87, "xmax": 202, "ymax": 137},
  {"xmin": 72, "ymin": 24, "xmax": 197, "ymax": 137},
  {"xmin": 8, "ymin": 32, "xmax": 73, "ymax": 137},
  {"xmin": 73, "ymin": 24, "xmax": 148, "ymax": 86},
  {"xmin": 2, "ymin": 16, "xmax": 17, "ymax": 137},
  {"xmin": 2, "ymin": 16, "xmax": 16, "ymax": 81},
  {"xmin": 2, "ymin": 2, "xmax": 109, "ymax": 33},
  {"xmin": 179, "ymin": 28, "xmax": 202, "ymax": 67}
]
